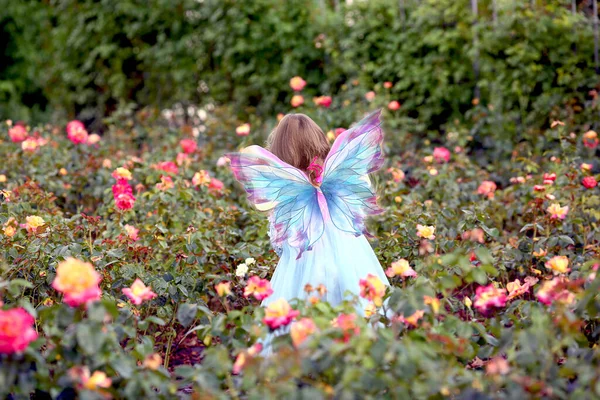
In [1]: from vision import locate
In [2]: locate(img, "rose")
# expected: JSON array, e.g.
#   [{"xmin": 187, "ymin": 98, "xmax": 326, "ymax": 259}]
[
  {"xmin": 432, "ymin": 147, "xmax": 451, "ymax": 163},
  {"xmin": 291, "ymin": 95, "xmax": 304, "ymax": 108},
  {"xmin": 180, "ymin": 138, "xmax": 197, "ymax": 154},
  {"xmin": 52, "ymin": 258, "xmax": 102, "ymax": 307},
  {"xmin": 122, "ymin": 279, "xmax": 157, "ymax": 305},
  {"xmin": 0, "ymin": 308, "xmax": 38, "ymax": 354},
  {"xmin": 289, "ymin": 76, "xmax": 306, "ymax": 91},
  {"xmin": 263, "ymin": 299, "xmax": 299, "ymax": 330},
  {"xmin": 8, "ymin": 125, "xmax": 27, "ymax": 142},
  {"xmin": 244, "ymin": 276, "xmax": 273, "ymax": 300},
  {"xmin": 388, "ymin": 100, "xmax": 400, "ymax": 111},
  {"xmin": 359, "ymin": 274, "xmax": 386, "ymax": 306}
]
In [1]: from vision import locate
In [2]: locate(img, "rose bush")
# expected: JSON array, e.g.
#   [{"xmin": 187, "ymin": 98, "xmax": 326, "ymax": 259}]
[{"xmin": 0, "ymin": 95, "xmax": 599, "ymax": 398}]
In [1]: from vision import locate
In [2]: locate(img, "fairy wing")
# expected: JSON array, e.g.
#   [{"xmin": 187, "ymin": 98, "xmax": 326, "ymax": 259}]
[
  {"xmin": 321, "ymin": 109, "xmax": 384, "ymax": 236},
  {"xmin": 228, "ymin": 146, "xmax": 324, "ymax": 259}
]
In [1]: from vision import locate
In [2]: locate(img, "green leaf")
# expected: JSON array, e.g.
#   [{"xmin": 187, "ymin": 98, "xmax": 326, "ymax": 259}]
[
  {"xmin": 177, "ymin": 303, "xmax": 198, "ymax": 328},
  {"xmin": 76, "ymin": 324, "xmax": 105, "ymax": 354}
]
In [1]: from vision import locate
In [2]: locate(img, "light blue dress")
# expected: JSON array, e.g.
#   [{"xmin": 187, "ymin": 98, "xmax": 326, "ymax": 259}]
[{"xmin": 264, "ymin": 210, "xmax": 389, "ymax": 311}]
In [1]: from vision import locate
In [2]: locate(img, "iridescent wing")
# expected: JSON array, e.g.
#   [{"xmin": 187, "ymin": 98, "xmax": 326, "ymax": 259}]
[
  {"xmin": 228, "ymin": 146, "xmax": 324, "ymax": 259},
  {"xmin": 321, "ymin": 109, "xmax": 384, "ymax": 236}
]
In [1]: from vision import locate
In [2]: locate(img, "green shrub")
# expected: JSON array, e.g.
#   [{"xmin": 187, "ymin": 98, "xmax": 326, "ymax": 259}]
[{"xmin": 1, "ymin": 101, "xmax": 599, "ymax": 397}]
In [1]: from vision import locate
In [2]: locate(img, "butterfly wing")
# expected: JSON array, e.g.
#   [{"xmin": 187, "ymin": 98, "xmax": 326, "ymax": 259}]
[
  {"xmin": 321, "ymin": 109, "xmax": 384, "ymax": 236},
  {"xmin": 228, "ymin": 145, "xmax": 324, "ymax": 259}
]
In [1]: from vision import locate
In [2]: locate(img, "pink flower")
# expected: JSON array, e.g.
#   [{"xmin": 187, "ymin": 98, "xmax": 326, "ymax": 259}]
[
  {"xmin": 332, "ymin": 313, "xmax": 360, "ymax": 342},
  {"xmin": 506, "ymin": 279, "xmax": 533, "ymax": 300},
  {"xmin": 8, "ymin": 125, "xmax": 27, "ymax": 143},
  {"xmin": 244, "ymin": 276, "xmax": 273, "ymax": 301},
  {"xmin": 21, "ymin": 137, "xmax": 38, "ymax": 152},
  {"xmin": 388, "ymin": 167, "xmax": 405, "ymax": 183},
  {"xmin": 86, "ymin": 133, "xmax": 101, "ymax": 145},
  {"xmin": 583, "ymin": 130, "xmax": 598, "ymax": 149},
  {"xmin": 536, "ymin": 277, "xmax": 574, "ymax": 305},
  {"xmin": 216, "ymin": 156, "xmax": 230, "ymax": 167},
  {"xmin": 582, "ymin": 176, "xmax": 597, "ymax": 189},
  {"xmin": 112, "ymin": 179, "xmax": 133, "ymax": 197},
  {"xmin": 124, "ymin": 225, "xmax": 139, "ymax": 241},
  {"xmin": 546, "ymin": 203, "xmax": 569, "ymax": 220},
  {"xmin": 180, "ymin": 139, "xmax": 197, "ymax": 154},
  {"xmin": 477, "ymin": 181, "xmax": 497, "ymax": 199},
  {"xmin": 66, "ymin": 120, "xmax": 89, "ymax": 144},
  {"xmin": 115, "ymin": 193, "xmax": 136, "ymax": 210},
  {"xmin": 474, "ymin": 284, "xmax": 507, "ymax": 314},
  {"xmin": 291, "ymin": 95, "xmax": 304, "ymax": 108},
  {"xmin": 334, "ymin": 128, "xmax": 346, "ymax": 138},
  {"xmin": 0, "ymin": 308, "xmax": 38, "ymax": 354},
  {"xmin": 192, "ymin": 170, "xmax": 211, "ymax": 186},
  {"xmin": 388, "ymin": 101, "xmax": 401, "ymax": 111},
  {"xmin": 359, "ymin": 274, "xmax": 386, "ymax": 306},
  {"xmin": 154, "ymin": 161, "xmax": 179, "ymax": 175},
  {"xmin": 232, "ymin": 343, "xmax": 262, "ymax": 375},
  {"xmin": 66, "ymin": 120, "xmax": 85, "ymax": 136},
  {"xmin": 52, "ymin": 258, "xmax": 102, "ymax": 307},
  {"xmin": 385, "ymin": 259, "xmax": 417, "ymax": 278},
  {"xmin": 289, "ymin": 76, "xmax": 306, "ymax": 91},
  {"xmin": 236, "ymin": 123, "xmax": 250, "ymax": 136},
  {"xmin": 313, "ymin": 95, "xmax": 332, "ymax": 108},
  {"xmin": 208, "ymin": 178, "xmax": 224, "ymax": 192},
  {"xmin": 383, "ymin": 81, "xmax": 393, "ymax": 89},
  {"xmin": 290, "ymin": 318, "xmax": 317, "ymax": 348},
  {"xmin": 176, "ymin": 152, "xmax": 189, "ymax": 166},
  {"xmin": 156, "ymin": 175, "xmax": 174, "ymax": 191},
  {"xmin": 395, "ymin": 310, "xmax": 425, "ymax": 327},
  {"xmin": 365, "ymin": 91, "xmax": 376, "ymax": 102},
  {"xmin": 543, "ymin": 173, "xmax": 556, "ymax": 185},
  {"xmin": 263, "ymin": 299, "xmax": 299, "ymax": 330},
  {"xmin": 432, "ymin": 147, "xmax": 451, "ymax": 163},
  {"xmin": 122, "ymin": 279, "xmax": 157, "ymax": 305}
]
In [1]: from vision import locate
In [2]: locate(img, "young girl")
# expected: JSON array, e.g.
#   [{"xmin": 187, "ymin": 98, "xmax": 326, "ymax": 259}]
[{"xmin": 229, "ymin": 110, "xmax": 389, "ymax": 314}]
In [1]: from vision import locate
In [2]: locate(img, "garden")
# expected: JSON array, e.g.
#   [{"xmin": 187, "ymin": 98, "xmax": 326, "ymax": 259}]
[{"xmin": 1, "ymin": 0, "xmax": 600, "ymax": 398}]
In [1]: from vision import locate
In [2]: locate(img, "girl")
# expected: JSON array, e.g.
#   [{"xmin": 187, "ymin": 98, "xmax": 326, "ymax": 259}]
[{"xmin": 229, "ymin": 110, "xmax": 389, "ymax": 314}]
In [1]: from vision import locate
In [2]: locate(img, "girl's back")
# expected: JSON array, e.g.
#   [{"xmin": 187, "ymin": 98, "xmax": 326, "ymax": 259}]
[{"xmin": 229, "ymin": 110, "xmax": 389, "ymax": 311}]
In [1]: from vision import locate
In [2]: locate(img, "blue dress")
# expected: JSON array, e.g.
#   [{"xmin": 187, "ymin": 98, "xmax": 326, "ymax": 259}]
[
  {"xmin": 229, "ymin": 110, "xmax": 389, "ymax": 319},
  {"xmin": 264, "ymin": 202, "xmax": 389, "ymax": 312}
]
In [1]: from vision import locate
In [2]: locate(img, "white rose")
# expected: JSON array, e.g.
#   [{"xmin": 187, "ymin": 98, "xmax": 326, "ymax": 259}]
[
  {"xmin": 235, "ymin": 263, "xmax": 248, "ymax": 277},
  {"xmin": 245, "ymin": 257, "xmax": 256, "ymax": 266}
]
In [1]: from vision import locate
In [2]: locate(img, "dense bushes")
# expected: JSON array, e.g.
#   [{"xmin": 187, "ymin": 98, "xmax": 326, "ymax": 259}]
[
  {"xmin": 1, "ymin": 99, "xmax": 600, "ymax": 397},
  {"xmin": 2, "ymin": 0, "xmax": 599, "ymax": 143}
]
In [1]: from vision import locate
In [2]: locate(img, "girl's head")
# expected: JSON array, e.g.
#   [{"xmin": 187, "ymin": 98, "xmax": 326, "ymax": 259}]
[{"xmin": 267, "ymin": 114, "xmax": 330, "ymax": 177}]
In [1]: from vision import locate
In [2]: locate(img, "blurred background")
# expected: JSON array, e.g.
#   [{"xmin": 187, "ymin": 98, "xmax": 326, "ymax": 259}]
[{"xmin": 1, "ymin": 0, "xmax": 599, "ymax": 153}]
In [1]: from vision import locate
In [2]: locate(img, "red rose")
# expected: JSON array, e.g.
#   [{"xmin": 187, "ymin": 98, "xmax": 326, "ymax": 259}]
[{"xmin": 582, "ymin": 176, "xmax": 597, "ymax": 189}]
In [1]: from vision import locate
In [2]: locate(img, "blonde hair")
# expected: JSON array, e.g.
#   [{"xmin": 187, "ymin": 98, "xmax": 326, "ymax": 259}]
[{"xmin": 267, "ymin": 114, "xmax": 330, "ymax": 184}]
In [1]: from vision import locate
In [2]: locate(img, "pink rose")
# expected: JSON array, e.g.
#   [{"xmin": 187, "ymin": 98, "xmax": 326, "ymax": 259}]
[
  {"xmin": 180, "ymin": 139, "xmax": 197, "ymax": 154},
  {"xmin": 388, "ymin": 101, "xmax": 401, "ymax": 111},
  {"xmin": 208, "ymin": 178, "xmax": 224, "ymax": 192},
  {"xmin": 8, "ymin": 125, "xmax": 28, "ymax": 143},
  {"xmin": 66, "ymin": 120, "xmax": 89, "ymax": 144},
  {"xmin": 432, "ymin": 147, "xmax": 451, "ymax": 163},
  {"xmin": 582, "ymin": 176, "xmax": 597, "ymax": 189},
  {"xmin": 154, "ymin": 161, "xmax": 179, "ymax": 175},
  {"xmin": 289, "ymin": 76, "xmax": 307, "ymax": 91},
  {"xmin": 0, "ymin": 308, "xmax": 38, "ymax": 354},
  {"xmin": 313, "ymin": 95, "xmax": 332, "ymax": 108},
  {"xmin": 115, "ymin": 193, "xmax": 136, "ymax": 210}
]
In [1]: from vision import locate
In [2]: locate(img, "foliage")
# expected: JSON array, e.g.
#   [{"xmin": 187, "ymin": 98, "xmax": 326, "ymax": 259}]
[
  {"xmin": 1, "ymin": 96, "xmax": 599, "ymax": 397},
  {"xmin": 2, "ymin": 0, "xmax": 599, "ymax": 145}
]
